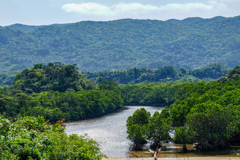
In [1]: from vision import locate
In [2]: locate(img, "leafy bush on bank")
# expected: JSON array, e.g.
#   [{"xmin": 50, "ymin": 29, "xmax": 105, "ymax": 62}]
[{"xmin": 0, "ymin": 115, "xmax": 104, "ymax": 160}]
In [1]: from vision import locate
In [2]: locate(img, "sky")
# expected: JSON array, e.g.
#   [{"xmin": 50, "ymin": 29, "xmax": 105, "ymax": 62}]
[{"xmin": 1, "ymin": 0, "xmax": 240, "ymax": 26}]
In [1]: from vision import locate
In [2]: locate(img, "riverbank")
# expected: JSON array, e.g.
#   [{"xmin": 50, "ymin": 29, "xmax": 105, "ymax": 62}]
[{"xmin": 102, "ymin": 157, "xmax": 239, "ymax": 160}]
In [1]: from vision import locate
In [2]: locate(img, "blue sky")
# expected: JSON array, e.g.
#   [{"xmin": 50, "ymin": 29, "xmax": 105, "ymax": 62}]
[{"xmin": 1, "ymin": 0, "xmax": 240, "ymax": 26}]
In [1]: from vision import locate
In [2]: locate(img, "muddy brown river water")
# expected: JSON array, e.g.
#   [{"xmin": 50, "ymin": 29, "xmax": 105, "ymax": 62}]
[{"xmin": 65, "ymin": 106, "xmax": 240, "ymax": 158}]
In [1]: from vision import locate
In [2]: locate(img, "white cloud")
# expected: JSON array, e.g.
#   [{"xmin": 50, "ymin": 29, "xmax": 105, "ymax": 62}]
[
  {"xmin": 62, "ymin": 3, "xmax": 111, "ymax": 16},
  {"xmin": 162, "ymin": 2, "xmax": 212, "ymax": 11},
  {"xmin": 62, "ymin": 3, "xmax": 160, "ymax": 16},
  {"xmin": 62, "ymin": 1, "xmax": 240, "ymax": 20}
]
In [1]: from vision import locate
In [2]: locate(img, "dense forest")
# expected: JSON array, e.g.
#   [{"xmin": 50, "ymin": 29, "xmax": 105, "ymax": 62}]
[
  {"xmin": 0, "ymin": 63, "xmax": 123, "ymax": 122},
  {"xmin": 1, "ymin": 16, "xmax": 240, "ymax": 73},
  {"xmin": 125, "ymin": 66, "xmax": 240, "ymax": 152},
  {"xmin": 85, "ymin": 63, "xmax": 229, "ymax": 84},
  {"xmin": 0, "ymin": 70, "xmax": 18, "ymax": 87},
  {"xmin": 0, "ymin": 63, "xmax": 230, "ymax": 87}
]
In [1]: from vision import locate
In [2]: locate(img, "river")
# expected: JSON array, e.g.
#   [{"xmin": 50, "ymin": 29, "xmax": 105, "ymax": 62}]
[
  {"xmin": 65, "ymin": 106, "xmax": 240, "ymax": 158},
  {"xmin": 65, "ymin": 106, "xmax": 162, "ymax": 158}
]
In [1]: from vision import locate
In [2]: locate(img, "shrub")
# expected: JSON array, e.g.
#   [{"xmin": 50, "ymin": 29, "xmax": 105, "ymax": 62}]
[{"xmin": 0, "ymin": 116, "xmax": 104, "ymax": 160}]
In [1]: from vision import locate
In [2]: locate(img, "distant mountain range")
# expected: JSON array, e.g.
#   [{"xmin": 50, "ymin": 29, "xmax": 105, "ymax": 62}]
[
  {"xmin": 0, "ymin": 16, "xmax": 240, "ymax": 73},
  {"xmin": 5, "ymin": 23, "xmax": 70, "ymax": 32}
]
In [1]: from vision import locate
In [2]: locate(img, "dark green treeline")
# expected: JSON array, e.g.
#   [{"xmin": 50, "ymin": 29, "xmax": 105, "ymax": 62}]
[
  {"xmin": 0, "ymin": 62, "xmax": 123, "ymax": 122},
  {"xmin": 125, "ymin": 66, "xmax": 240, "ymax": 151},
  {"xmin": 84, "ymin": 63, "xmax": 229, "ymax": 84}
]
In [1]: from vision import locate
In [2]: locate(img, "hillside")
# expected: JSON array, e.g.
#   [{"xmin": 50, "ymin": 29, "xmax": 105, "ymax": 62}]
[
  {"xmin": 0, "ymin": 16, "xmax": 240, "ymax": 73},
  {"xmin": 217, "ymin": 66, "xmax": 240, "ymax": 83},
  {"xmin": 0, "ymin": 71, "xmax": 18, "ymax": 87},
  {"xmin": 5, "ymin": 23, "xmax": 70, "ymax": 32}
]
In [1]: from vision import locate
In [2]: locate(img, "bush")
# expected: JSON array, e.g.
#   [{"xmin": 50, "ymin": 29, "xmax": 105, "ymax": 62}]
[{"xmin": 0, "ymin": 116, "xmax": 104, "ymax": 160}]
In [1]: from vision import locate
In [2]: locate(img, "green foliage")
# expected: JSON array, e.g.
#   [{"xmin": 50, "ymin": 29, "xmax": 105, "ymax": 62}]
[
  {"xmin": 217, "ymin": 66, "xmax": 240, "ymax": 83},
  {"xmin": 0, "ymin": 63, "xmax": 229, "ymax": 88},
  {"xmin": 126, "ymin": 108, "xmax": 171, "ymax": 149},
  {"xmin": 120, "ymin": 81, "xmax": 187, "ymax": 106},
  {"xmin": 97, "ymin": 77, "xmax": 118, "ymax": 90},
  {"xmin": 85, "ymin": 63, "xmax": 229, "ymax": 84},
  {"xmin": 8, "ymin": 62, "xmax": 95, "ymax": 94},
  {"xmin": 126, "ymin": 108, "xmax": 150, "ymax": 149},
  {"xmin": 6, "ymin": 24, "xmax": 45, "ymax": 32},
  {"xmin": 1, "ymin": 17, "xmax": 240, "ymax": 73},
  {"xmin": 0, "ymin": 116, "xmax": 103, "ymax": 160},
  {"xmin": 0, "ymin": 71, "xmax": 18, "ymax": 87},
  {"xmin": 145, "ymin": 111, "xmax": 171, "ymax": 148},
  {"xmin": 174, "ymin": 126, "xmax": 192, "ymax": 144},
  {"xmin": 0, "ymin": 62, "xmax": 123, "ymax": 122},
  {"xmin": 126, "ymin": 124, "xmax": 145, "ymax": 149},
  {"xmin": 125, "ymin": 66, "xmax": 240, "ymax": 151},
  {"xmin": 0, "ymin": 89, "xmax": 123, "ymax": 122},
  {"xmin": 0, "ymin": 115, "xmax": 10, "ymax": 135},
  {"xmin": 167, "ymin": 70, "xmax": 240, "ymax": 150},
  {"xmin": 187, "ymin": 104, "xmax": 240, "ymax": 148},
  {"xmin": 126, "ymin": 108, "xmax": 150, "ymax": 128},
  {"xmin": 189, "ymin": 63, "xmax": 230, "ymax": 80}
]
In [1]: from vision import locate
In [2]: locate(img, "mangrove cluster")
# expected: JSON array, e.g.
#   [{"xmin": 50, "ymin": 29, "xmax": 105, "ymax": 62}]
[{"xmin": 126, "ymin": 66, "xmax": 240, "ymax": 151}]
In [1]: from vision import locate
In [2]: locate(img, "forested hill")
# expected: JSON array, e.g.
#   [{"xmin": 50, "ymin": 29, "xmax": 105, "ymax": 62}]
[
  {"xmin": 0, "ymin": 16, "xmax": 240, "ymax": 73},
  {"xmin": 4, "ymin": 23, "xmax": 70, "ymax": 32}
]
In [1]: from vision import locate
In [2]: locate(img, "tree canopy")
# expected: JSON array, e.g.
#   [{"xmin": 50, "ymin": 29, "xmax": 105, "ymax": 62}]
[
  {"xmin": 0, "ymin": 63, "xmax": 123, "ymax": 122},
  {"xmin": 85, "ymin": 63, "xmax": 229, "ymax": 84},
  {"xmin": 1, "ymin": 16, "xmax": 240, "ymax": 73},
  {"xmin": 6, "ymin": 62, "xmax": 95, "ymax": 94},
  {"xmin": 125, "ymin": 66, "xmax": 240, "ymax": 151},
  {"xmin": 0, "ymin": 115, "xmax": 104, "ymax": 159}
]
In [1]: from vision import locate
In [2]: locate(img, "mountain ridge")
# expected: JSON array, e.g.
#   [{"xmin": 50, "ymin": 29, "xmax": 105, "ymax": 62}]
[{"xmin": 0, "ymin": 15, "xmax": 240, "ymax": 73}]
